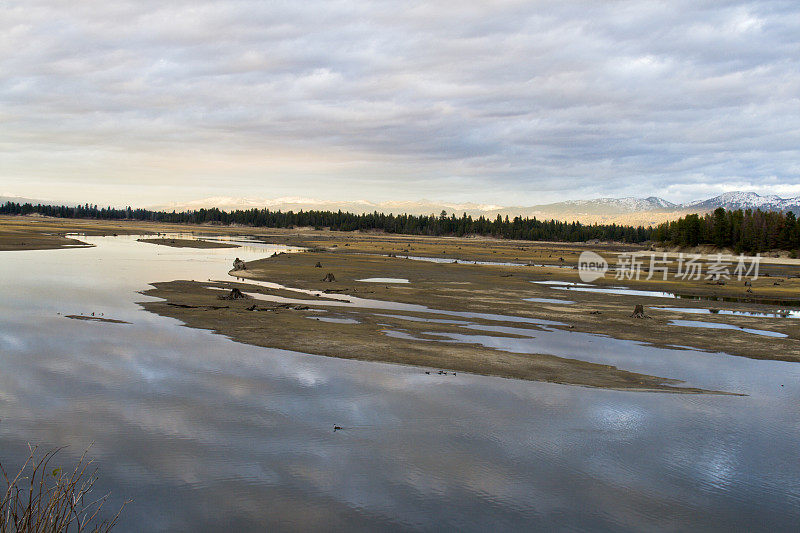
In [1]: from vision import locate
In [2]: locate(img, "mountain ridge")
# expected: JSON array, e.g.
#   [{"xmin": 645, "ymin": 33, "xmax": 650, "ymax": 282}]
[
  {"xmin": 148, "ymin": 191, "xmax": 800, "ymax": 226},
  {"xmin": 4, "ymin": 192, "xmax": 798, "ymax": 227}
]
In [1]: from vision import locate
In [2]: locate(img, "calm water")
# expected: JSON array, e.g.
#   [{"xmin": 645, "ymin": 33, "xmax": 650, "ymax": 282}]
[
  {"xmin": 654, "ymin": 306, "xmax": 800, "ymax": 319},
  {"xmin": 538, "ymin": 280, "xmax": 800, "ymax": 306},
  {"xmin": 1, "ymin": 235, "xmax": 799, "ymax": 531},
  {"xmin": 667, "ymin": 320, "xmax": 789, "ymax": 338}
]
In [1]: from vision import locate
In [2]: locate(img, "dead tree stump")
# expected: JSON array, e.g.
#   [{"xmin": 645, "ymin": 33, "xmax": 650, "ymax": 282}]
[{"xmin": 218, "ymin": 287, "xmax": 250, "ymax": 300}]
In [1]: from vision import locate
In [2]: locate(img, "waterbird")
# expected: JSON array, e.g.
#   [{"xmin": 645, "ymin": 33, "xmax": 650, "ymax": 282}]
[{"xmin": 333, "ymin": 425, "xmax": 342, "ymax": 432}]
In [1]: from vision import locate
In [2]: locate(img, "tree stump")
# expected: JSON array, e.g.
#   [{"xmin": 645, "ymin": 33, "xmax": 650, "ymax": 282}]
[
  {"xmin": 630, "ymin": 304, "xmax": 650, "ymax": 318},
  {"xmin": 219, "ymin": 287, "xmax": 250, "ymax": 300}
]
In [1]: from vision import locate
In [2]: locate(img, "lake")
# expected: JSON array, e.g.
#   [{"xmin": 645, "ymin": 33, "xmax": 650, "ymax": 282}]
[{"xmin": 1, "ymin": 235, "xmax": 798, "ymax": 531}]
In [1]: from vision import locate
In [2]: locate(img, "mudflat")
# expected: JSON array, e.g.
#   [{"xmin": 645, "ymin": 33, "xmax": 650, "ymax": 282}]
[
  {"xmin": 141, "ymin": 279, "xmax": 718, "ymax": 393},
  {"xmin": 137, "ymin": 238, "xmax": 239, "ymax": 249},
  {"xmin": 3, "ymin": 216, "xmax": 797, "ymax": 392},
  {"xmin": 65, "ymin": 314, "xmax": 131, "ymax": 324},
  {"xmin": 140, "ymin": 244, "xmax": 798, "ymax": 393},
  {"xmin": 0, "ymin": 216, "xmax": 253, "ymax": 251}
]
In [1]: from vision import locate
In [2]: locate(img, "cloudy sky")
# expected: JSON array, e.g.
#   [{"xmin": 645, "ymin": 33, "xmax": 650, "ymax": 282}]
[{"xmin": 2, "ymin": 0, "xmax": 799, "ymax": 207}]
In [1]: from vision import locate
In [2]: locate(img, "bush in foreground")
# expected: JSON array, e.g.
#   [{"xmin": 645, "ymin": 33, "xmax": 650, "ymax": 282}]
[{"xmin": 1, "ymin": 444, "xmax": 128, "ymax": 532}]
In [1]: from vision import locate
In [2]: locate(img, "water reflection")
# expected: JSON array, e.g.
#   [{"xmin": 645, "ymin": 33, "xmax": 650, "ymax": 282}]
[
  {"xmin": 0, "ymin": 235, "xmax": 799, "ymax": 531},
  {"xmin": 655, "ymin": 306, "xmax": 800, "ymax": 319},
  {"xmin": 540, "ymin": 281, "xmax": 800, "ymax": 306},
  {"xmin": 667, "ymin": 319, "xmax": 787, "ymax": 338},
  {"xmin": 523, "ymin": 297, "xmax": 575, "ymax": 304},
  {"xmin": 356, "ymin": 278, "xmax": 410, "ymax": 284}
]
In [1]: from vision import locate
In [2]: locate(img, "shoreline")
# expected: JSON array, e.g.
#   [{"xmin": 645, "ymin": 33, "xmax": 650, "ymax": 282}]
[
  {"xmin": 136, "ymin": 238, "xmax": 240, "ymax": 249},
  {"xmin": 140, "ymin": 279, "xmax": 723, "ymax": 394},
  {"xmin": 137, "ymin": 246, "xmax": 800, "ymax": 393},
  {"xmin": 4, "ymin": 217, "xmax": 797, "ymax": 393}
]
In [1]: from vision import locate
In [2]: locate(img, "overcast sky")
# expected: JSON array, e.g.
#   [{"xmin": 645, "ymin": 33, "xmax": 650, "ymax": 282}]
[{"xmin": 2, "ymin": 0, "xmax": 799, "ymax": 207}]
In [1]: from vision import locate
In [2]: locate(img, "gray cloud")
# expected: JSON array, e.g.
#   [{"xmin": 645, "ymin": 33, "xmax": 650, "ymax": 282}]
[{"xmin": 1, "ymin": 0, "xmax": 799, "ymax": 206}]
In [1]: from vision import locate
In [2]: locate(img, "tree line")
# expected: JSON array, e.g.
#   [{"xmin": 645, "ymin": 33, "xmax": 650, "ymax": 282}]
[
  {"xmin": 1, "ymin": 201, "xmax": 650, "ymax": 242},
  {"xmin": 653, "ymin": 207, "xmax": 800, "ymax": 253},
  {"xmin": 3, "ymin": 201, "xmax": 799, "ymax": 252}
]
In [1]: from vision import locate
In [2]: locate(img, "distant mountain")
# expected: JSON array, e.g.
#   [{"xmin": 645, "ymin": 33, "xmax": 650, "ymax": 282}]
[
  {"xmin": 531, "ymin": 192, "xmax": 800, "ymax": 215},
  {"xmin": 6, "ymin": 191, "xmax": 797, "ymax": 226},
  {"xmin": 152, "ymin": 196, "xmax": 678, "ymax": 218},
  {"xmin": 149, "ymin": 191, "xmax": 800, "ymax": 227},
  {"xmin": 562, "ymin": 196, "xmax": 677, "ymax": 211},
  {"xmin": 151, "ymin": 197, "xmax": 506, "ymax": 217},
  {"xmin": 0, "ymin": 195, "xmax": 57, "ymax": 205},
  {"xmin": 683, "ymin": 191, "xmax": 800, "ymax": 213},
  {"xmin": 479, "ymin": 197, "xmax": 679, "ymax": 226}
]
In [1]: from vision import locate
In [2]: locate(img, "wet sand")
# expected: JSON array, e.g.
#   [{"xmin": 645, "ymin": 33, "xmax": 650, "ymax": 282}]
[
  {"xmin": 138, "ymin": 246, "xmax": 800, "ymax": 392},
  {"xmin": 0, "ymin": 218, "xmax": 92, "ymax": 250},
  {"xmin": 141, "ymin": 279, "xmax": 719, "ymax": 393},
  {"xmin": 3, "ymin": 217, "xmax": 797, "ymax": 391},
  {"xmin": 0, "ymin": 216, "xmax": 252, "ymax": 251},
  {"xmin": 137, "ymin": 238, "xmax": 239, "ymax": 249},
  {"xmin": 232, "ymin": 251, "xmax": 800, "ymax": 361},
  {"xmin": 65, "ymin": 314, "xmax": 131, "ymax": 324}
]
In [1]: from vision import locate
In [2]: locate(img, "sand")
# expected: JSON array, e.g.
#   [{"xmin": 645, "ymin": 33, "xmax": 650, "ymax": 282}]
[
  {"xmin": 137, "ymin": 238, "xmax": 239, "ymax": 249},
  {"xmin": 3, "ymin": 216, "xmax": 795, "ymax": 392}
]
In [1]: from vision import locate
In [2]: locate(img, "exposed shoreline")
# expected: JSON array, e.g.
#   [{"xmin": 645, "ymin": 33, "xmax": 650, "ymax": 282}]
[
  {"xmin": 141, "ymin": 279, "xmax": 721, "ymax": 394},
  {"xmin": 136, "ymin": 245, "xmax": 800, "ymax": 393},
  {"xmin": 65, "ymin": 314, "xmax": 131, "ymax": 324},
  {"xmin": 137, "ymin": 238, "xmax": 239, "ymax": 249},
  {"xmin": 4, "ymin": 217, "xmax": 797, "ymax": 393}
]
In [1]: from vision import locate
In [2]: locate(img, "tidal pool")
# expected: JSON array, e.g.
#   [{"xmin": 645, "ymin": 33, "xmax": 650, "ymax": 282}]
[{"xmin": 1, "ymin": 235, "xmax": 799, "ymax": 531}]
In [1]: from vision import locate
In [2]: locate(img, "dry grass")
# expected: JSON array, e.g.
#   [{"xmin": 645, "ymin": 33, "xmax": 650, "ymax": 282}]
[{"xmin": 1, "ymin": 444, "xmax": 128, "ymax": 532}]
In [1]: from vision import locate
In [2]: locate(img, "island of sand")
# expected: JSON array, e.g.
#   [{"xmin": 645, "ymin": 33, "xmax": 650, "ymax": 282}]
[{"xmin": 139, "ymin": 242, "xmax": 799, "ymax": 394}]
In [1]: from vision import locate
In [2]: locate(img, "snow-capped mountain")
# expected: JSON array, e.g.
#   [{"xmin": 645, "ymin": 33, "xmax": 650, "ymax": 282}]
[
  {"xmin": 683, "ymin": 191, "xmax": 800, "ymax": 212},
  {"xmin": 557, "ymin": 196, "xmax": 678, "ymax": 212},
  {"xmin": 5, "ymin": 190, "xmax": 797, "ymax": 227},
  {"xmin": 551, "ymin": 192, "xmax": 800, "ymax": 214}
]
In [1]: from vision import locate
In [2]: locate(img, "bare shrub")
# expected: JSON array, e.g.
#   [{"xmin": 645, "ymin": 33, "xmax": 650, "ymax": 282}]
[{"xmin": 1, "ymin": 444, "xmax": 128, "ymax": 532}]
